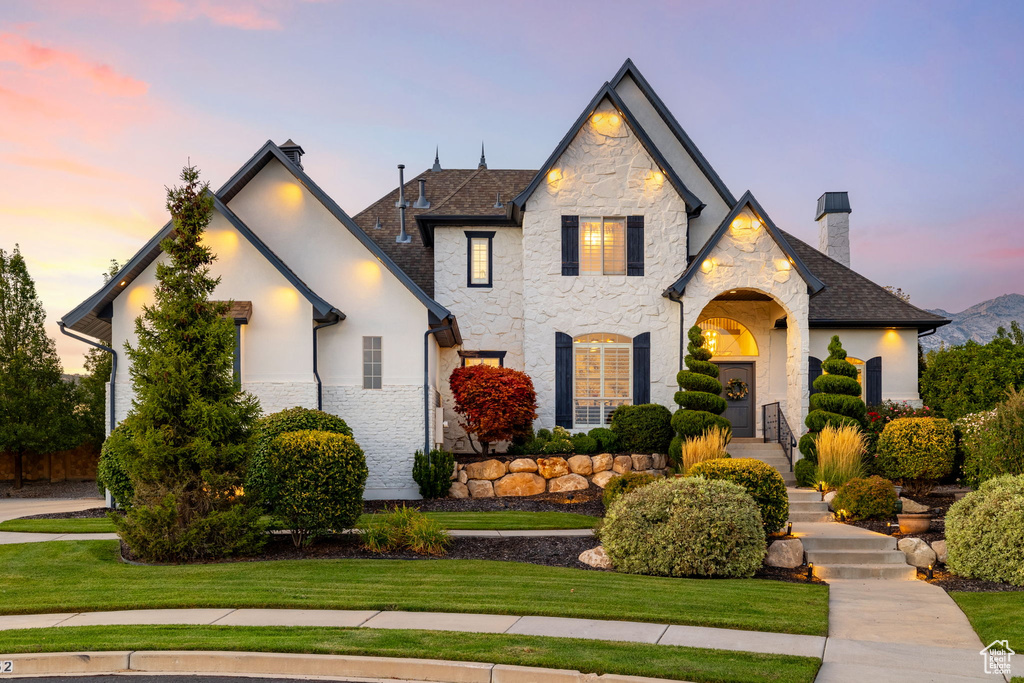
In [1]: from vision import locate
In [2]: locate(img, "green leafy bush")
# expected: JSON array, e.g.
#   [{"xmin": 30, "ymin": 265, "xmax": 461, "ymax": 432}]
[
  {"xmin": 541, "ymin": 426, "xmax": 574, "ymax": 455},
  {"xmin": 259, "ymin": 430, "xmax": 368, "ymax": 547},
  {"xmin": 875, "ymin": 417, "xmax": 954, "ymax": 495},
  {"xmin": 248, "ymin": 407, "xmax": 353, "ymax": 508},
  {"xmin": 832, "ymin": 476, "xmax": 898, "ymax": 520},
  {"xmin": 412, "ymin": 448, "xmax": 455, "ymax": 499},
  {"xmin": 587, "ymin": 427, "xmax": 620, "ymax": 453},
  {"xmin": 798, "ymin": 433, "xmax": 818, "ymax": 462},
  {"xmin": 536, "ymin": 428, "xmax": 552, "ymax": 441},
  {"xmin": 602, "ymin": 471, "xmax": 660, "ymax": 509},
  {"xmin": 810, "ymin": 393, "xmax": 867, "ymax": 423},
  {"xmin": 687, "ymin": 458, "xmax": 789, "ymax": 533},
  {"xmin": 360, "ymin": 504, "xmax": 451, "ymax": 556},
  {"xmin": 97, "ymin": 422, "xmax": 136, "ymax": 509},
  {"xmin": 611, "ymin": 404, "xmax": 673, "ymax": 454},
  {"xmin": 600, "ymin": 478, "xmax": 766, "ymax": 578},
  {"xmin": 572, "ymin": 433, "xmax": 599, "ymax": 455},
  {"xmin": 946, "ymin": 474, "xmax": 1024, "ymax": 584},
  {"xmin": 672, "ymin": 326, "xmax": 730, "ymax": 442},
  {"xmin": 960, "ymin": 389, "xmax": 1024, "ymax": 487},
  {"xmin": 795, "ymin": 458, "xmax": 817, "ymax": 487}
]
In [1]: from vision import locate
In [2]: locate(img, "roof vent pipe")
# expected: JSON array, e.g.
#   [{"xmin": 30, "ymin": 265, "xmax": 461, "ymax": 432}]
[
  {"xmin": 414, "ymin": 178, "xmax": 430, "ymax": 209},
  {"xmin": 395, "ymin": 164, "xmax": 412, "ymax": 244},
  {"xmin": 493, "ymin": 192, "xmax": 503, "ymax": 209}
]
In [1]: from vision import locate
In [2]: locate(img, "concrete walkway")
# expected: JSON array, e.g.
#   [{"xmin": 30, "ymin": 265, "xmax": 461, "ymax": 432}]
[{"xmin": 0, "ymin": 497, "xmax": 105, "ymax": 522}]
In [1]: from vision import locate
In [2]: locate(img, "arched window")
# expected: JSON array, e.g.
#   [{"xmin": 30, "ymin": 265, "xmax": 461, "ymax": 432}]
[
  {"xmin": 697, "ymin": 317, "xmax": 758, "ymax": 357},
  {"xmin": 574, "ymin": 333, "xmax": 631, "ymax": 427}
]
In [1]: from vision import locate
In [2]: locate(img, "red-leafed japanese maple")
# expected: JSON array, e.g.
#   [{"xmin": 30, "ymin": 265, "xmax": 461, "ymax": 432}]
[{"xmin": 449, "ymin": 365, "xmax": 537, "ymax": 454}]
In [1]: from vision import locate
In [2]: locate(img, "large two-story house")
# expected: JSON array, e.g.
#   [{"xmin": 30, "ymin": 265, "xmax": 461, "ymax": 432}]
[{"xmin": 62, "ymin": 59, "xmax": 948, "ymax": 498}]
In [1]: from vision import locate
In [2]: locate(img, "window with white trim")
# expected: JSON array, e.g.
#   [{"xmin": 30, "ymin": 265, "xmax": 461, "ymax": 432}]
[
  {"xmin": 573, "ymin": 333, "xmax": 631, "ymax": 428},
  {"xmin": 580, "ymin": 217, "xmax": 626, "ymax": 275},
  {"xmin": 362, "ymin": 336, "xmax": 382, "ymax": 389}
]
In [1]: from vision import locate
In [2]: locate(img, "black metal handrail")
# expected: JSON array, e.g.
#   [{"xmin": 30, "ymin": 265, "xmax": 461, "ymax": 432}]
[{"xmin": 762, "ymin": 402, "xmax": 795, "ymax": 470}]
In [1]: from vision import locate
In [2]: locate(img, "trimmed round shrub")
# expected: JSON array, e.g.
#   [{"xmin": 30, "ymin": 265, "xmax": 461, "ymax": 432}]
[
  {"xmin": 875, "ymin": 417, "xmax": 955, "ymax": 486},
  {"xmin": 673, "ymin": 326, "xmax": 729, "ymax": 442},
  {"xmin": 610, "ymin": 404, "xmax": 673, "ymax": 454},
  {"xmin": 587, "ymin": 427, "xmax": 620, "ymax": 453},
  {"xmin": 795, "ymin": 458, "xmax": 817, "ymax": 487},
  {"xmin": 248, "ymin": 407, "xmax": 353, "ymax": 508},
  {"xmin": 675, "ymin": 390, "xmax": 728, "ymax": 415},
  {"xmin": 676, "ymin": 370, "xmax": 722, "ymax": 395},
  {"xmin": 832, "ymin": 476, "xmax": 898, "ymax": 520},
  {"xmin": 671, "ymin": 410, "xmax": 731, "ymax": 439},
  {"xmin": 805, "ymin": 410, "xmax": 861, "ymax": 433},
  {"xmin": 813, "ymin": 373, "xmax": 863, "ymax": 397},
  {"xmin": 946, "ymin": 474, "xmax": 1024, "ymax": 584},
  {"xmin": 804, "ymin": 336, "xmax": 866, "ymax": 457},
  {"xmin": 602, "ymin": 471, "xmax": 660, "ymax": 509},
  {"xmin": 600, "ymin": 478, "xmax": 766, "ymax": 577},
  {"xmin": 687, "ymin": 458, "xmax": 788, "ymax": 533},
  {"xmin": 810, "ymin": 393, "xmax": 867, "ymax": 423},
  {"xmin": 572, "ymin": 433, "xmax": 599, "ymax": 455},
  {"xmin": 798, "ymin": 433, "xmax": 818, "ymax": 462},
  {"xmin": 262, "ymin": 429, "xmax": 368, "ymax": 547},
  {"xmin": 536, "ymin": 428, "xmax": 553, "ymax": 441},
  {"xmin": 97, "ymin": 422, "xmax": 136, "ymax": 509}
]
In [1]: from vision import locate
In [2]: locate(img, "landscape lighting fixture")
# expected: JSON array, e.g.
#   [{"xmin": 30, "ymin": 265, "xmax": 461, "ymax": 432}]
[
  {"xmin": 786, "ymin": 522, "xmax": 793, "ymax": 536},
  {"xmin": 926, "ymin": 564, "xmax": 934, "ymax": 580},
  {"xmin": 806, "ymin": 563, "xmax": 814, "ymax": 580}
]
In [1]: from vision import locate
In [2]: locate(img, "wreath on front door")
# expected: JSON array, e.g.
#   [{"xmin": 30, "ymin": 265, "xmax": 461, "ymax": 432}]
[{"xmin": 725, "ymin": 378, "xmax": 749, "ymax": 401}]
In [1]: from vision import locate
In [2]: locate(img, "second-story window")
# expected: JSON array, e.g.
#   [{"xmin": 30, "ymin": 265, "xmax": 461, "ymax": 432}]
[
  {"xmin": 466, "ymin": 230, "xmax": 494, "ymax": 287},
  {"xmin": 581, "ymin": 217, "xmax": 625, "ymax": 275}
]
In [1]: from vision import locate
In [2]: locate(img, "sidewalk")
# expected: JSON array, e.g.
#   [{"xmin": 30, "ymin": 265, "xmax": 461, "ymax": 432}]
[{"xmin": 0, "ymin": 497, "xmax": 105, "ymax": 522}]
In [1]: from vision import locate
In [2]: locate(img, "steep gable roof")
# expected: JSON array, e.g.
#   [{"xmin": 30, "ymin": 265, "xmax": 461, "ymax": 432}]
[
  {"xmin": 664, "ymin": 191, "xmax": 825, "ymax": 298},
  {"xmin": 511, "ymin": 83, "xmax": 705, "ymax": 216},
  {"xmin": 61, "ymin": 194, "xmax": 342, "ymax": 342}
]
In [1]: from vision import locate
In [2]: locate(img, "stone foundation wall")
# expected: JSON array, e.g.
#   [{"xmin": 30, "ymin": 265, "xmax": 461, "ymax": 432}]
[{"xmin": 449, "ymin": 453, "xmax": 671, "ymax": 498}]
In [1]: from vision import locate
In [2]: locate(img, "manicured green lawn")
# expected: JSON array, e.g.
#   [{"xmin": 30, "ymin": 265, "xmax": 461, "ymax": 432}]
[
  {"xmin": 0, "ymin": 541, "xmax": 829, "ymax": 636},
  {"xmin": 0, "ymin": 625, "xmax": 821, "ymax": 683},
  {"xmin": 950, "ymin": 591, "xmax": 1024, "ymax": 650},
  {"xmin": 0, "ymin": 511, "xmax": 599, "ymax": 534}
]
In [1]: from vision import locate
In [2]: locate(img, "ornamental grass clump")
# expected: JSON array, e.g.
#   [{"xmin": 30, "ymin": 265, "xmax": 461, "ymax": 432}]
[
  {"xmin": 814, "ymin": 424, "xmax": 866, "ymax": 490},
  {"xmin": 687, "ymin": 457, "xmax": 788, "ymax": 534},
  {"xmin": 360, "ymin": 505, "xmax": 451, "ymax": 556},
  {"xmin": 669, "ymin": 326, "xmax": 731, "ymax": 462},
  {"xmin": 677, "ymin": 426, "xmax": 730, "ymax": 474},
  {"xmin": 600, "ymin": 477, "xmax": 765, "ymax": 578},
  {"xmin": 945, "ymin": 474, "xmax": 1024, "ymax": 585}
]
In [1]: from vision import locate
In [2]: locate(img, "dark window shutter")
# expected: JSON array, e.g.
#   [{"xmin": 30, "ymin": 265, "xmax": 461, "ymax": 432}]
[
  {"xmin": 627, "ymin": 215, "xmax": 644, "ymax": 276},
  {"xmin": 555, "ymin": 332, "xmax": 573, "ymax": 428},
  {"xmin": 809, "ymin": 356, "xmax": 822, "ymax": 395},
  {"xmin": 866, "ymin": 356, "xmax": 882, "ymax": 407},
  {"xmin": 561, "ymin": 216, "xmax": 579, "ymax": 276},
  {"xmin": 633, "ymin": 332, "xmax": 650, "ymax": 404}
]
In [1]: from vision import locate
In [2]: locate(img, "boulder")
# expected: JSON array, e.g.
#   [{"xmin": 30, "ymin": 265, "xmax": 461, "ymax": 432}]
[
  {"xmin": 467, "ymin": 479, "xmax": 495, "ymax": 498},
  {"xmin": 613, "ymin": 455, "xmax": 633, "ymax": 474},
  {"xmin": 591, "ymin": 471, "xmax": 618, "ymax": 488},
  {"xmin": 450, "ymin": 463, "xmax": 459, "ymax": 481},
  {"xmin": 631, "ymin": 454, "xmax": 653, "ymax": 471},
  {"xmin": 493, "ymin": 472, "xmax": 546, "ymax": 497},
  {"xmin": 567, "ymin": 455, "xmax": 594, "ymax": 476},
  {"xmin": 458, "ymin": 470, "xmax": 468, "ymax": 484},
  {"xmin": 900, "ymin": 497, "xmax": 930, "ymax": 514},
  {"xmin": 898, "ymin": 537, "xmax": 937, "ymax": 568},
  {"xmin": 823, "ymin": 491, "xmax": 837, "ymax": 511},
  {"xmin": 578, "ymin": 545, "xmax": 613, "ymax": 569},
  {"xmin": 449, "ymin": 482, "xmax": 469, "ymax": 499},
  {"xmin": 765, "ymin": 539, "xmax": 804, "ymax": 568},
  {"xmin": 592, "ymin": 453, "xmax": 614, "ymax": 473},
  {"xmin": 537, "ymin": 457, "xmax": 570, "ymax": 479},
  {"xmin": 548, "ymin": 473, "xmax": 589, "ymax": 493},
  {"xmin": 464, "ymin": 459, "xmax": 507, "ymax": 481},
  {"xmin": 931, "ymin": 539, "xmax": 948, "ymax": 564},
  {"xmin": 508, "ymin": 458, "xmax": 539, "ymax": 473},
  {"xmin": 651, "ymin": 453, "xmax": 667, "ymax": 469}
]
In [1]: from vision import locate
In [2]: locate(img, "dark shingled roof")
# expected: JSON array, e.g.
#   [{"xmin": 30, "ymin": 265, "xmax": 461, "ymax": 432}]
[{"xmin": 781, "ymin": 230, "xmax": 950, "ymax": 329}]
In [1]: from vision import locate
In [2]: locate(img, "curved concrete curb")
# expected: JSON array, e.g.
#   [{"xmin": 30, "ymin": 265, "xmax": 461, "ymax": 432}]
[{"xmin": 0, "ymin": 650, "xmax": 690, "ymax": 682}]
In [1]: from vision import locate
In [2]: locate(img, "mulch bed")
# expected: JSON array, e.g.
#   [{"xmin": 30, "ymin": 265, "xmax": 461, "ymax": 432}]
[
  {"xmin": 919, "ymin": 567, "xmax": 1024, "ymax": 593},
  {"xmin": 20, "ymin": 507, "xmax": 113, "ymax": 520},
  {"xmin": 0, "ymin": 481, "xmax": 101, "ymax": 499}
]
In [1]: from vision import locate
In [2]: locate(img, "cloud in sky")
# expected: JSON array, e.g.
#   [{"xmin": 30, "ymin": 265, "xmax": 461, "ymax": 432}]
[
  {"xmin": 140, "ymin": 0, "xmax": 284, "ymax": 30},
  {"xmin": 0, "ymin": 32, "xmax": 148, "ymax": 97}
]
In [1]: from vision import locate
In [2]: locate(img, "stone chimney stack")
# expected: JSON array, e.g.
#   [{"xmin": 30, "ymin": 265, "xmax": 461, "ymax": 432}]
[{"xmin": 816, "ymin": 192, "xmax": 852, "ymax": 268}]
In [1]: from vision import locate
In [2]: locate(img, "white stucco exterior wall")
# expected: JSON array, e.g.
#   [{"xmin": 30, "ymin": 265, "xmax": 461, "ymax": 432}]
[{"xmin": 810, "ymin": 328, "xmax": 921, "ymax": 405}]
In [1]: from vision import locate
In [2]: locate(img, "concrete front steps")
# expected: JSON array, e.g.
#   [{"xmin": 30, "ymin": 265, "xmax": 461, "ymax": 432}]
[
  {"xmin": 796, "ymin": 523, "xmax": 918, "ymax": 580},
  {"xmin": 726, "ymin": 440, "xmax": 796, "ymax": 486},
  {"xmin": 786, "ymin": 487, "xmax": 834, "ymax": 523}
]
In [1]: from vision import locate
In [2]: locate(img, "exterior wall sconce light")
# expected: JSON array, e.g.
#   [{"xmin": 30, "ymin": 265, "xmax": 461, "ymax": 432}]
[
  {"xmin": 649, "ymin": 171, "xmax": 665, "ymax": 183},
  {"xmin": 547, "ymin": 169, "xmax": 562, "ymax": 183},
  {"xmin": 776, "ymin": 258, "xmax": 792, "ymax": 272},
  {"xmin": 750, "ymin": 218, "xmax": 762, "ymax": 230},
  {"xmin": 701, "ymin": 259, "xmax": 714, "ymax": 273}
]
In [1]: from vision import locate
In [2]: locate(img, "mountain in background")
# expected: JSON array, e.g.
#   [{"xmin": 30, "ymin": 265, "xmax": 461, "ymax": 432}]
[{"xmin": 921, "ymin": 293, "xmax": 1024, "ymax": 350}]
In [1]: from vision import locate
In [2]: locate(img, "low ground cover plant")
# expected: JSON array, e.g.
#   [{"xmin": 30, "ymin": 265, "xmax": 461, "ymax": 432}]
[
  {"xmin": 875, "ymin": 417, "xmax": 954, "ymax": 496},
  {"xmin": 814, "ymin": 424, "xmax": 866, "ymax": 490},
  {"xmin": 945, "ymin": 474, "xmax": 1024, "ymax": 586},
  {"xmin": 412, "ymin": 448, "xmax": 455, "ymax": 499},
  {"xmin": 611, "ymin": 403, "xmax": 674, "ymax": 455},
  {"xmin": 600, "ymin": 478, "xmax": 766, "ymax": 578},
  {"xmin": 360, "ymin": 505, "xmax": 450, "ymax": 556},
  {"xmin": 687, "ymin": 457, "xmax": 788, "ymax": 534},
  {"xmin": 832, "ymin": 476, "xmax": 898, "ymax": 520}
]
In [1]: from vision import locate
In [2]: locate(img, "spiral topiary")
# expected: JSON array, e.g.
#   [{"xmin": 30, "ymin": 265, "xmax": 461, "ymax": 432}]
[
  {"xmin": 669, "ymin": 326, "xmax": 731, "ymax": 463},
  {"xmin": 800, "ymin": 335, "xmax": 865, "ymax": 464}
]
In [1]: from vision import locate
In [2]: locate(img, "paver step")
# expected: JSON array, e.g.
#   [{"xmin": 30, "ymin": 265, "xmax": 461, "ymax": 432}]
[
  {"xmin": 812, "ymin": 563, "xmax": 917, "ymax": 580},
  {"xmin": 800, "ymin": 535, "xmax": 896, "ymax": 551},
  {"xmin": 805, "ymin": 549, "xmax": 909, "ymax": 565},
  {"xmin": 788, "ymin": 511, "xmax": 835, "ymax": 523}
]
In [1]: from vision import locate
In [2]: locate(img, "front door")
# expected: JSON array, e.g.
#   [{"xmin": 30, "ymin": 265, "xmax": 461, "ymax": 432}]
[{"xmin": 716, "ymin": 362, "xmax": 756, "ymax": 438}]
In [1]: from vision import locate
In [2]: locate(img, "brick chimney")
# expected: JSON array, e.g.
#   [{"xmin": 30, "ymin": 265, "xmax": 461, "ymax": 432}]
[{"xmin": 816, "ymin": 192, "xmax": 852, "ymax": 268}]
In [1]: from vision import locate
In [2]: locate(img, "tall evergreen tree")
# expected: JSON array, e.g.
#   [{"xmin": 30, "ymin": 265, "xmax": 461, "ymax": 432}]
[
  {"xmin": 0, "ymin": 246, "xmax": 80, "ymax": 488},
  {"xmin": 116, "ymin": 165, "xmax": 263, "ymax": 562}
]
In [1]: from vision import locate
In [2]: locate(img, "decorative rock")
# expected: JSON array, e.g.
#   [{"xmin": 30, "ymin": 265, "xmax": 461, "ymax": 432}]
[
  {"xmin": 508, "ymin": 458, "xmax": 539, "ymax": 473},
  {"xmin": 592, "ymin": 453, "xmax": 613, "ymax": 473},
  {"xmin": 900, "ymin": 497, "xmax": 930, "ymax": 514},
  {"xmin": 548, "ymin": 473, "xmax": 589, "ymax": 493},
  {"xmin": 450, "ymin": 463, "xmax": 458, "ymax": 481},
  {"xmin": 613, "ymin": 455, "xmax": 633, "ymax": 474},
  {"xmin": 578, "ymin": 545, "xmax": 613, "ymax": 569},
  {"xmin": 493, "ymin": 472, "xmax": 546, "ymax": 497},
  {"xmin": 765, "ymin": 539, "xmax": 804, "ymax": 568},
  {"xmin": 537, "ymin": 457, "xmax": 570, "ymax": 479},
  {"xmin": 467, "ymin": 479, "xmax": 495, "ymax": 498},
  {"xmin": 631, "ymin": 454, "xmax": 653, "ymax": 471},
  {"xmin": 567, "ymin": 455, "xmax": 594, "ymax": 476},
  {"xmin": 651, "ymin": 453, "xmax": 667, "ymax": 469},
  {"xmin": 464, "ymin": 459, "xmax": 506, "ymax": 481},
  {"xmin": 898, "ymin": 537, "xmax": 937, "ymax": 568},
  {"xmin": 458, "ymin": 470, "xmax": 468, "ymax": 484},
  {"xmin": 823, "ymin": 491, "xmax": 837, "ymax": 511},
  {"xmin": 449, "ymin": 482, "xmax": 469, "ymax": 499},
  {"xmin": 591, "ymin": 471, "xmax": 618, "ymax": 488},
  {"xmin": 644, "ymin": 469, "xmax": 664, "ymax": 477},
  {"xmin": 931, "ymin": 539, "xmax": 948, "ymax": 564}
]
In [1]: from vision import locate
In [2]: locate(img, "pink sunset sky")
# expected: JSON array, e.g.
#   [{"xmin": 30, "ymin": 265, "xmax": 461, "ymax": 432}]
[{"xmin": 1, "ymin": 0, "xmax": 1022, "ymax": 374}]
